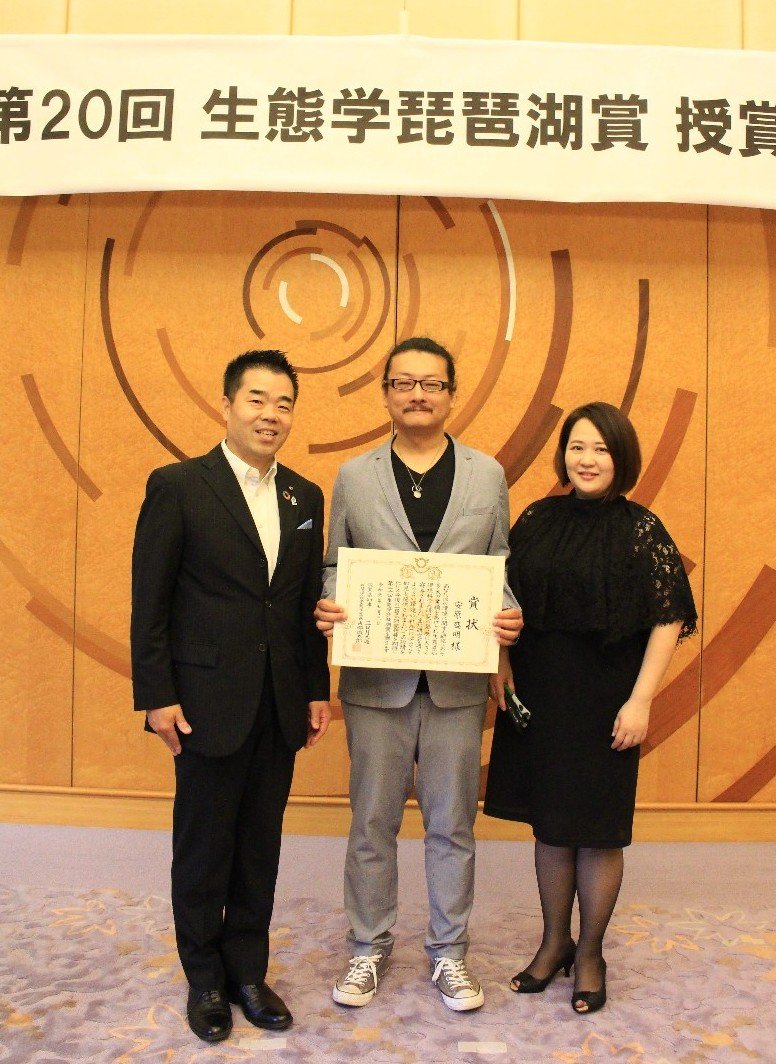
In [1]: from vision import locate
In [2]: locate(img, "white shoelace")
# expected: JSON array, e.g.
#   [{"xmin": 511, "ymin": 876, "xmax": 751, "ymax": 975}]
[
  {"xmin": 342, "ymin": 954, "xmax": 382, "ymax": 989},
  {"xmin": 432, "ymin": 957, "xmax": 476, "ymax": 993}
]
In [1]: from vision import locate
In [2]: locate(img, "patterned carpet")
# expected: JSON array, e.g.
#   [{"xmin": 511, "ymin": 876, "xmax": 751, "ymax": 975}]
[{"xmin": 1, "ymin": 883, "xmax": 774, "ymax": 1063}]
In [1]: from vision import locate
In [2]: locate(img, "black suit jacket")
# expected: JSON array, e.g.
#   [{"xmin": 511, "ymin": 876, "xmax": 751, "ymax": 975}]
[{"xmin": 130, "ymin": 445, "xmax": 330, "ymax": 757}]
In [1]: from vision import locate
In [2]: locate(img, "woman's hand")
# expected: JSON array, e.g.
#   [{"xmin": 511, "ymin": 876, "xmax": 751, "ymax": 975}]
[
  {"xmin": 611, "ymin": 696, "xmax": 651, "ymax": 750},
  {"xmin": 488, "ymin": 646, "xmax": 514, "ymax": 711},
  {"xmin": 611, "ymin": 621, "xmax": 683, "ymax": 750}
]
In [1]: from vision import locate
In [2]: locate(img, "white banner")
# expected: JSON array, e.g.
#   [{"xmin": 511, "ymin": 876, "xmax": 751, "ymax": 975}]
[{"xmin": 1, "ymin": 33, "xmax": 774, "ymax": 206}]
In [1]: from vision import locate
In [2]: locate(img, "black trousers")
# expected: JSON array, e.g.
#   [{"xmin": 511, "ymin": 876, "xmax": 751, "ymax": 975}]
[{"xmin": 171, "ymin": 681, "xmax": 296, "ymax": 990}]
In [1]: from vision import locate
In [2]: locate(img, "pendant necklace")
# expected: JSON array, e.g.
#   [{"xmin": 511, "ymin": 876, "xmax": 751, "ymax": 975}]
[
  {"xmin": 400, "ymin": 439, "xmax": 446, "ymax": 500},
  {"xmin": 405, "ymin": 465, "xmax": 427, "ymax": 499}
]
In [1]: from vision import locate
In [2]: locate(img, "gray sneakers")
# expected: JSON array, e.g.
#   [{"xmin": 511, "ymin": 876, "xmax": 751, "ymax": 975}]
[
  {"xmin": 333, "ymin": 952, "xmax": 389, "ymax": 1006},
  {"xmin": 431, "ymin": 957, "xmax": 485, "ymax": 1011},
  {"xmin": 333, "ymin": 952, "xmax": 484, "ymax": 1011}
]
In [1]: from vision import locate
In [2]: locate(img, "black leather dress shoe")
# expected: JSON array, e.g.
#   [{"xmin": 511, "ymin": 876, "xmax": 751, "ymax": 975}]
[
  {"xmin": 186, "ymin": 987, "xmax": 232, "ymax": 1043},
  {"xmin": 227, "ymin": 982, "xmax": 293, "ymax": 1031}
]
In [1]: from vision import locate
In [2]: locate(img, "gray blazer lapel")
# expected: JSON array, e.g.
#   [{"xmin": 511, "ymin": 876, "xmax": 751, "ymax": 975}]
[
  {"xmin": 430, "ymin": 437, "xmax": 472, "ymax": 553},
  {"xmin": 374, "ymin": 440, "xmax": 419, "ymax": 549},
  {"xmin": 199, "ymin": 446, "xmax": 265, "ymax": 555}
]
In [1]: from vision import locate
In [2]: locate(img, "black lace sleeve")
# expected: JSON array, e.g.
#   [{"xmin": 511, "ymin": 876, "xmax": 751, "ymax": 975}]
[{"xmin": 630, "ymin": 505, "xmax": 698, "ymax": 641}]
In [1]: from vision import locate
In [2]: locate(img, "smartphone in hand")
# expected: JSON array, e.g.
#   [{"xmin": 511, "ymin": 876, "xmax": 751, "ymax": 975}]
[{"xmin": 504, "ymin": 683, "xmax": 531, "ymax": 730}]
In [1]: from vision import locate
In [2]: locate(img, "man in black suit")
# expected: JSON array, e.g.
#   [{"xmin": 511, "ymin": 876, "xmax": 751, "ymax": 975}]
[{"xmin": 131, "ymin": 349, "xmax": 330, "ymax": 1043}]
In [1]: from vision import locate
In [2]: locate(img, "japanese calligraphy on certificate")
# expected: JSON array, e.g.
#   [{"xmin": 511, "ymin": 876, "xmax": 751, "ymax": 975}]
[{"xmin": 332, "ymin": 548, "xmax": 505, "ymax": 673}]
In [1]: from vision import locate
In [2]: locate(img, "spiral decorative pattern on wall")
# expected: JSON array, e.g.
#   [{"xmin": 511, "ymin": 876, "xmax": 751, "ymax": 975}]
[{"xmin": 0, "ymin": 191, "xmax": 773, "ymax": 801}]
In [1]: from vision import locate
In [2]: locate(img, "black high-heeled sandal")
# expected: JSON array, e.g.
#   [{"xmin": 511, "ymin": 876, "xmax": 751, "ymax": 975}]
[
  {"xmin": 571, "ymin": 959, "xmax": 607, "ymax": 1014},
  {"xmin": 510, "ymin": 942, "xmax": 576, "ymax": 994}
]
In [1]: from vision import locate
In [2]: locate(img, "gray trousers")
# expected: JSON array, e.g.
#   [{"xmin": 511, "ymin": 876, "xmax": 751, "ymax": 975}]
[{"xmin": 342, "ymin": 693, "xmax": 486, "ymax": 961}]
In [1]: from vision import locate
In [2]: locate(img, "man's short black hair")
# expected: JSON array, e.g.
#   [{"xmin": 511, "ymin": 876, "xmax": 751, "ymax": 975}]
[
  {"xmin": 382, "ymin": 337, "xmax": 457, "ymax": 393},
  {"xmin": 223, "ymin": 350, "xmax": 299, "ymax": 402}
]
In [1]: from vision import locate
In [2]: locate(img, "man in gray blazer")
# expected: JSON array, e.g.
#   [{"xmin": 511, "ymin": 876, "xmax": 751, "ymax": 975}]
[{"xmin": 315, "ymin": 337, "xmax": 521, "ymax": 1012}]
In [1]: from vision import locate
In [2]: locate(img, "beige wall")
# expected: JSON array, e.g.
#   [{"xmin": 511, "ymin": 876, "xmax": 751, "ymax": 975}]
[
  {"xmin": 2, "ymin": 0, "xmax": 774, "ymax": 48},
  {"xmin": 1, "ymin": 2, "xmax": 773, "ymax": 827}
]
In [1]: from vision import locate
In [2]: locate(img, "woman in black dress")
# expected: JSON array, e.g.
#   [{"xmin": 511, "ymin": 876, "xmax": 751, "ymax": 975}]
[{"xmin": 485, "ymin": 402, "xmax": 696, "ymax": 1014}]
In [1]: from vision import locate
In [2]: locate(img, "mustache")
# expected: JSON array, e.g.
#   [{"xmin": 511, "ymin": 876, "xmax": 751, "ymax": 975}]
[{"xmin": 403, "ymin": 402, "xmax": 433, "ymax": 412}]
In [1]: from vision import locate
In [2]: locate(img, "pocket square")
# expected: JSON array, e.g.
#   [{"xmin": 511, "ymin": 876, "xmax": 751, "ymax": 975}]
[{"xmin": 296, "ymin": 518, "xmax": 313, "ymax": 530}]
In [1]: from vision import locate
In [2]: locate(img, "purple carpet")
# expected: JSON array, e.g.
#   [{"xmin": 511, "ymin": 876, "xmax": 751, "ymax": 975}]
[{"xmin": 0, "ymin": 828, "xmax": 774, "ymax": 1062}]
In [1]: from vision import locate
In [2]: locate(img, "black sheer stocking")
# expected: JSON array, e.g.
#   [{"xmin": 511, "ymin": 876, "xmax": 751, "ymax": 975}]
[
  {"xmin": 573, "ymin": 846, "xmax": 623, "ymax": 996},
  {"xmin": 522, "ymin": 841, "xmax": 577, "ymax": 979},
  {"xmin": 521, "ymin": 841, "xmax": 624, "ymax": 996}
]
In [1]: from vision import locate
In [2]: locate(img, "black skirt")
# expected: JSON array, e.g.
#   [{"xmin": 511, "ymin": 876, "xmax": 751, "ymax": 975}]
[{"xmin": 484, "ymin": 626, "xmax": 648, "ymax": 848}]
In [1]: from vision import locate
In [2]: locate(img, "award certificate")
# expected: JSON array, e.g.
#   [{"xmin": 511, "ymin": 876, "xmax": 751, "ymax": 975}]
[{"xmin": 332, "ymin": 547, "xmax": 505, "ymax": 672}]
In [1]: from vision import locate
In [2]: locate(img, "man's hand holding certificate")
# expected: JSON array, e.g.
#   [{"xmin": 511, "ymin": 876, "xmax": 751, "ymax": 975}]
[{"xmin": 328, "ymin": 547, "xmax": 506, "ymax": 673}]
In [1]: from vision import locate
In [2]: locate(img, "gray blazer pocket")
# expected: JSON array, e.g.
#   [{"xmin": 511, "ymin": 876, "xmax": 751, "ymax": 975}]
[
  {"xmin": 171, "ymin": 641, "xmax": 219, "ymax": 667},
  {"xmin": 462, "ymin": 505, "xmax": 495, "ymax": 517}
]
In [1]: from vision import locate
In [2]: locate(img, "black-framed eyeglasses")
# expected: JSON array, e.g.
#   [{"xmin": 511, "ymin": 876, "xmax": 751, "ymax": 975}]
[{"xmin": 386, "ymin": 378, "xmax": 450, "ymax": 393}]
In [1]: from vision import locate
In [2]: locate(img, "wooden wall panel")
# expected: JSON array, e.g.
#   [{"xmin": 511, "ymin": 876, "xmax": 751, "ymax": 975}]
[
  {"xmin": 67, "ymin": 0, "xmax": 290, "ymax": 34},
  {"xmin": 744, "ymin": 0, "xmax": 776, "ymax": 49},
  {"xmin": 0, "ymin": 0, "xmax": 67, "ymax": 32},
  {"xmin": 1, "ymin": 191, "xmax": 772, "ymax": 813},
  {"xmin": 396, "ymin": 198, "xmax": 707, "ymax": 801},
  {"xmin": 407, "ymin": 0, "xmax": 519, "ymax": 39},
  {"xmin": 70, "ymin": 190, "xmax": 397, "ymax": 794},
  {"xmin": 519, "ymin": 0, "xmax": 742, "ymax": 47},
  {"xmin": 291, "ymin": 0, "xmax": 404, "ymax": 35},
  {"xmin": 701, "ymin": 207, "xmax": 776, "ymax": 803},
  {"xmin": 0, "ymin": 195, "xmax": 89, "ymax": 785}
]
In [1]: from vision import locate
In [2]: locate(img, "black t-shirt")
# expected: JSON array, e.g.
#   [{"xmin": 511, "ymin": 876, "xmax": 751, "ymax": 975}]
[
  {"xmin": 390, "ymin": 436, "xmax": 455, "ymax": 552},
  {"xmin": 390, "ymin": 437, "xmax": 455, "ymax": 693}
]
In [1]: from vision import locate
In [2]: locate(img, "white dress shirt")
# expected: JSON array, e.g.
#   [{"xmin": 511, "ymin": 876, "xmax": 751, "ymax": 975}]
[{"xmin": 221, "ymin": 440, "xmax": 280, "ymax": 580}]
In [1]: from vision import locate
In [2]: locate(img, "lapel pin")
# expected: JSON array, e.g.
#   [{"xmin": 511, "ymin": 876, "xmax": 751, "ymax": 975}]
[{"xmin": 283, "ymin": 488, "xmax": 298, "ymax": 506}]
